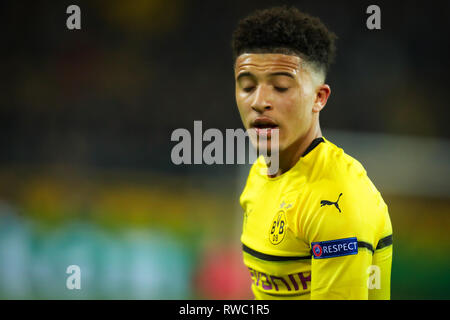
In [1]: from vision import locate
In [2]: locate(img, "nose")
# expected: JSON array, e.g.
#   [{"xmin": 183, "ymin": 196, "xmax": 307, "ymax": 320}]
[{"xmin": 251, "ymin": 85, "xmax": 272, "ymax": 113}]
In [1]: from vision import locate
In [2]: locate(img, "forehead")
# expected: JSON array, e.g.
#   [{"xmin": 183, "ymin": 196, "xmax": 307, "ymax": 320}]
[{"xmin": 234, "ymin": 53, "xmax": 302, "ymax": 76}]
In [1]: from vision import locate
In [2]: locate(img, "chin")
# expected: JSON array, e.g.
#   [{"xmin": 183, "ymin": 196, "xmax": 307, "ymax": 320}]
[{"xmin": 255, "ymin": 140, "xmax": 283, "ymax": 155}]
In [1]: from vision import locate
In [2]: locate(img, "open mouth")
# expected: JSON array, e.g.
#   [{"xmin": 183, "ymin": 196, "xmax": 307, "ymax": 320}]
[
  {"xmin": 250, "ymin": 117, "xmax": 279, "ymax": 137},
  {"xmin": 251, "ymin": 117, "xmax": 278, "ymax": 129},
  {"xmin": 253, "ymin": 123, "xmax": 278, "ymax": 129}
]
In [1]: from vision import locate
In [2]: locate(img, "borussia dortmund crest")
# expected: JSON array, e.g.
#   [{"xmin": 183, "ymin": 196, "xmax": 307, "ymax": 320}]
[{"xmin": 269, "ymin": 210, "xmax": 287, "ymax": 245}]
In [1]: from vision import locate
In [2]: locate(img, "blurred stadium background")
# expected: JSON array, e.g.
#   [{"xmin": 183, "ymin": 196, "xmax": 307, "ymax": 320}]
[{"xmin": 0, "ymin": 0, "xmax": 449, "ymax": 299}]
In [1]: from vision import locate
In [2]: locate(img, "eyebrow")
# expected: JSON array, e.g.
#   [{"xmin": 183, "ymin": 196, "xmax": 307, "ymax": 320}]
[
  {"xmin": 236, "ymin": 72, "xmax": 253, "ymax": 81},
  {"xmin": 236, "ymin": 71, "xmax": 295, "ymax": 81},
  {"xmin": 269, "ymin": 72, "xmax": 295, "ymax": 79}
]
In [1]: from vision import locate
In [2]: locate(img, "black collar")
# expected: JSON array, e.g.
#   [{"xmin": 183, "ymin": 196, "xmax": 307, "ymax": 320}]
[{"xmin": 302, "ymin": 137, "xmax": 325, "ymax": 157}]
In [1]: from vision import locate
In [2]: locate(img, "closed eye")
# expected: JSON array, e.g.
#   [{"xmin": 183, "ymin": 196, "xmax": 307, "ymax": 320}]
[
  {"xmin": 274, "ymin": 87, "xmax": 288, "ymax": 93},
  {"xmin": 243, "ymin": 87, "xmax": 255, "ymax": 93}
]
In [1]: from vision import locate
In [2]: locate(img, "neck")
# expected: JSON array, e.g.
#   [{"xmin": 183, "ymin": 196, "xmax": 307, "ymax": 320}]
[{"xmin": 267, "ymin": 121, "xmax": 322, "ymax": 178}]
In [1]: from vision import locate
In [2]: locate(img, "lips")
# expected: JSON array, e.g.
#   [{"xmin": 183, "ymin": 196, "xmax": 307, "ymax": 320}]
[
  {"xmin": 251, "ymin": 117, "xmax": 278, "ymax": 129},
  {"xmin": 250, "ymin": 117, "xmax": 279, "ymax": 138}
]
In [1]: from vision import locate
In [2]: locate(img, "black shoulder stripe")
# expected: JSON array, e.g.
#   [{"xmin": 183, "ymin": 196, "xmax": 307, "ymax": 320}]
[
  {"xmin": 242, "ymin": 244, "xmax": 311, "ymax": 261},
  {"xmin": 358, "ymin": 235, "xmax": 393, "ymax": 254},
  {"xmin": 376, "ymin": 234, "xmax": 393, "ymax": 250},
  {"xmin": 243, "ymin": 236, "xmax": 392, "ymax": 261},
  {"xmin": 358, "ymin": 241, "xmax": 374, "ymax": 254}
]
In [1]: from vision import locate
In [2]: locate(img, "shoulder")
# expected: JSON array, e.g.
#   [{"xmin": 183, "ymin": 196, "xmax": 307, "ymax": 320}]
[
  {"xmin": 298, "ymin": 138, "xmax": 388, "ymax": 243},
  {"xmin": 320, "ymin": 138, "xmax": 366, "ymax": 181},
  {"xmin": 310, "ymin": 138, "xmax": 377, "ymax": 201}
]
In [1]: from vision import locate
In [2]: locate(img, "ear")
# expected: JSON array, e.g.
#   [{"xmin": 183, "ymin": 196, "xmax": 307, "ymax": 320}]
[{"xmin": 312, "ymin": 84, "xmax": 331, "ymax": 113}]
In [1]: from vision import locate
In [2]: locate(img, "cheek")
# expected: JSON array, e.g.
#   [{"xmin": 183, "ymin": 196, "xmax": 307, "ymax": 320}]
[
  {"xmin": 291, "ymin": 91, "xmax": 314, "ymax": 119},
  {"xmin": 277, "ymin": 93, "xmax": 312, "ymax": 141},
  {"xmin": 277, "ymin": 93, "xmax": 305, "ymax": 120},
  {"xmin": 235, "ymin": 92, "xmax": 250, "ymax": 125}
]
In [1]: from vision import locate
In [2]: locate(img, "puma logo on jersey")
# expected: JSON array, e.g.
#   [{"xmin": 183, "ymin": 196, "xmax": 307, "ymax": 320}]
[{"xmin": 320, "ymin": 193, "xmax": 343, "ymax": 213}]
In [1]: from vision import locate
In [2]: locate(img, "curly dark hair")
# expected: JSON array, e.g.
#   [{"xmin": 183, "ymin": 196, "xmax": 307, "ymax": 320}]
[{"xmin": 232, "ymin": 6, "xmax": 337, "ymax": 76}]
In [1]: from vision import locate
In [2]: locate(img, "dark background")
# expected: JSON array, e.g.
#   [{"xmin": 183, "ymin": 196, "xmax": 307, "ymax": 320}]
[
  {"xmin": 1, "ymin": 0, "xmax": 449, "ymax": 172},
  {"xmin": 0, "ymin": 0, "xmax": 449, "ymax": 299}
]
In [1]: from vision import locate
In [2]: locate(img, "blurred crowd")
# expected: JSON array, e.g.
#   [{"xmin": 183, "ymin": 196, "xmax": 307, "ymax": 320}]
[{"xmin": 1, "ymin": 0, "xmax": 449, "ymax": 172}]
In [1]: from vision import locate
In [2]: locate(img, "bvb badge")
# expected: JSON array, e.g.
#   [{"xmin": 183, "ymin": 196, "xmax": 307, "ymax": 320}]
[{"xmin": 269, "ymin": 210, "xmax": 287, "ymax": 245}]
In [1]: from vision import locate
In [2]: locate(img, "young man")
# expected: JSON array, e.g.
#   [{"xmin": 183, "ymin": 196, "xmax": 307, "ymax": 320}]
[{"xmin": 233, "ymin": 7, "xmax": 393, "ymax": 299}]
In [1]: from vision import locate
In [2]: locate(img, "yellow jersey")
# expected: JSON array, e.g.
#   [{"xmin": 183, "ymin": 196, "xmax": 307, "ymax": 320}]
[{"xmin": 240, "ymin": 137, "xmax": 393, "ymax": 300}]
